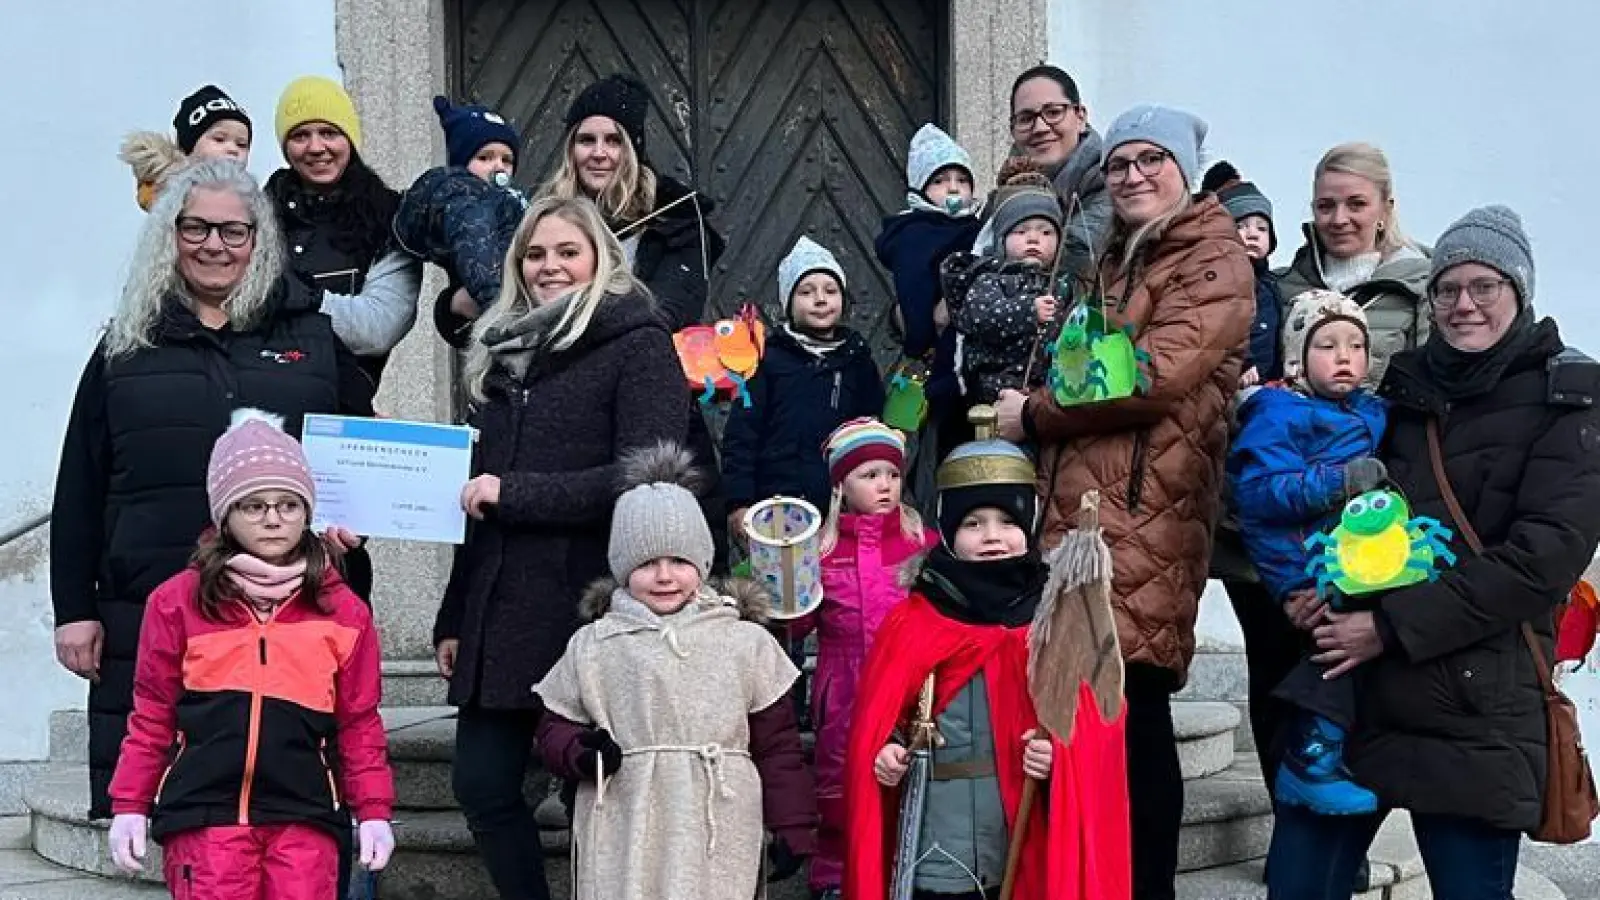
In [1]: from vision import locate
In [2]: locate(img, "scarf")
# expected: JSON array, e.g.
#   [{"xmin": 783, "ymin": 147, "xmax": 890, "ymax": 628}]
[
  {"xmin": 914, "ymin": 545, "xmax": 1045, "ymax": 627},
  {"xmin": 1420, "ymin": 308, "xmax": 1538, "ymax": 400},
  {"xmin": 226, "ymin": 554, "xmax": 307, "ymax": 613},
  {"xmin": 781, "ymin": 322, "xmax": 846, "ymax": 359},
  {"xmin": 480, "ymin": 294, "xmax": 575, "ymax": 380}
]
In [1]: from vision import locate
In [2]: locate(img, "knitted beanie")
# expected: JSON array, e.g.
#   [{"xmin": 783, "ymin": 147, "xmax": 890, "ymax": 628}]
[
  {"xmin": 1102, "ymin": 104, "xmax": 1208, "ymax": 189},
  {"xmin": 825, "ymin": 418, "xmax": 905, "ymax": 487},
  {"xmin": 1217, "ymin": 180, "xmax": 1276, "ymax": 253},
  {"xmin": 777, "ymin": 236, "xmax": 847, "ymax": 318},
  {"xmin": 174, "ymin": 85, "xmax": 251, "ymax": 154},
  {"xmin": 433, "ymin": 95, "xmax": 520, "ymax": 169},
  {"xmin": 1429, "ymin": 205, "xmax": 1535, "ymax": 310},
  {"xmin": 906, "ymin": 123, "xmax": 973, "ymax": 194},
  {"xmin": 206, "ymin": 409, "xmax": 316, "ymax": 526},
  {"xmin": 608, "ymin": 443, "xmax": 715, "ymax": 581},
  {"xmin": 934, "ymin": 410, "xmax": 1038, "ymax": 548},
  {"xmin": 1280, "ymin": 289, "xmax": 1369, "ymax": 393},
  {"xmin": 989, "ymin": 182, "xmax": 1063, "ymax": 245},
  {"xmin": 565, "ymin": 74, "xmax": 650, "ymax": 159},
  {"xmin": 275, "ymin": 76, "xmax": 362, "ymax": 150}
]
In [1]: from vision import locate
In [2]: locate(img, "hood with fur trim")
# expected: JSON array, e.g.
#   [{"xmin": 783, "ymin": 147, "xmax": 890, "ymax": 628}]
[
  {"xmin": 579, "ymin": 576, "xmax": 773, "ymax": 623},
  {"xmin": 120, "ymin": 131, "xmax": 187, "ymax": 212}
]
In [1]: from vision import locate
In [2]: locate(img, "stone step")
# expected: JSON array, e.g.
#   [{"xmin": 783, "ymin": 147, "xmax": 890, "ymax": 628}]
[
  {"xmin": 1174, "ymin": 700, "xmax": 1241, "ymax": 781},
  {"xmin": 0, "ymin": 819, "xmax": 27, "ymax": 852},
  {"xmin": 1176, "ymin": 861, "xmax": 1564, "ymax": 900},
  {"xmin": 0, "ymin": 850, "xmax": 166, "ymax": 900},
  {"xmin": 1178, "ymin": 756, "xmax": 1273, "ymax": 873}
]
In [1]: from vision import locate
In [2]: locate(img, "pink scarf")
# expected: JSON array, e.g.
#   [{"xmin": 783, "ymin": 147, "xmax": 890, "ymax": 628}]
[{"xmin": 226, "ymin": 554, "xmax": 308, "ymax": 613}]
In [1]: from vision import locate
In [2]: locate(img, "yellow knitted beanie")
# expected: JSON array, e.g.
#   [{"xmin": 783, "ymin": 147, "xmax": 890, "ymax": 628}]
[{"xmin": 275, "ymin": 76, "xmax": 362, "ymax": 150}]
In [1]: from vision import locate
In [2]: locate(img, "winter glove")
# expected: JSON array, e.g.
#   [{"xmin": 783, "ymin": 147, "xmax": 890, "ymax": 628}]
[
  {"xmin": 1343, "ymin": 457, "xmax": 1388, "ymax": 498},
  {"xmin": 576, "ymin": 728, "xmax": 623, "ymax": 782},
  {"xmin": 357, "ymin": 819, "xmax": 395, "ymax": 871},
  {"xmin": 766, "ymin": 834, "xmax": 807, "ymax": 883},
  {"xmin": 108, "ymin": 813, "xmax": 149, "ymax": 873}
]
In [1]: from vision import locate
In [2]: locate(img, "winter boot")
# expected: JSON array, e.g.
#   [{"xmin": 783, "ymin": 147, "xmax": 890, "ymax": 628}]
[{"xmin": 1274, "ymin": 715, "xmax": 1379, "ymax": 815}]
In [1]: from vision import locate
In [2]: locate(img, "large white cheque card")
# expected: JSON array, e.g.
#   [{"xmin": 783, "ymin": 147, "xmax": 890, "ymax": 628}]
[{"xmin": 302, "ymin": 415, "xmax": 475, "ymax": 544}]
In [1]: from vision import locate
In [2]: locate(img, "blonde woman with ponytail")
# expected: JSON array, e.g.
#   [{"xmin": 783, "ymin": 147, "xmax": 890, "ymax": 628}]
[
  {"xmin": 436, "ymin": 193, "xmax": 689, "ymax": 897},
  {"xmin": 539, "ymin": 73, "xmax": 724, "ymax": 330},
  {"xmin": 994, "ymin": 104, "xmax": 1254, "ymax": 898}
]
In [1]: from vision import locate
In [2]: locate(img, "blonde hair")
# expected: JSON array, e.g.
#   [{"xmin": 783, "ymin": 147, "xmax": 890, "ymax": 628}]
[
  {"xmin": 817, "ymin": 490, "xmax": 926, "ymax": 557},
  {"xmin": 462, "ymin": 195, "xmax": 647, "ymax": 402},
  {"xmin": 538, "ymin": 119, "xmax": 657, "ymax": 223},
  {"xmin": 105, "ymin": 159, "xmax": 285, "ymax": 359},
  {"xmin": 1314, "ymin": 142, "xmax": 1409, "ymax": 255},
  {"xmin": 1110, "ymin": 191, "xmax": 1194, "ymax": 276}
]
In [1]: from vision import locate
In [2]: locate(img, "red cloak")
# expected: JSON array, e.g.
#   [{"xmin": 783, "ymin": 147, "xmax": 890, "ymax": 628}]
[{"xmin": 841, "ymin": 593, "xmax": 1131, "ymax": 900}]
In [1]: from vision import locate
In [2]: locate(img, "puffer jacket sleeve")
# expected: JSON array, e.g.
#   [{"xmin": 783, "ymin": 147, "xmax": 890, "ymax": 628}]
[
  {"xmin": 1026, "ymin": 238, "xmax": 1253, "ymax": 441},
  {"xmin": 51, "ymin": 348, "xmax": 110, "ymax": 626},
  {"xmin": 108, "ymin": 577, "xmax": 186, "ymax": 814},
  {"xmin": 497, "ymin": 328, "xmax": 689, "ymax": 526},
  {"xmin": 750, "ymin": 688, "xmax": 818, "ymax": 854},
  {"xmin": 1382, "ymin": 405, "xmax": 1600, "ymax": 662},
  {"xmin": 1228, "ymin": 391, "xmax": 1347, "ymax": 525},
  {"xmin": 334, "ymin": 593, "xmax": 394, "ymax": 822},
  {"xmin": 319, "ymin": 250, "xmax": 423, "ymax": 357},
  {"xmin": 953, "ymin": 271, "xmax": 1039, "ymax": 346}
]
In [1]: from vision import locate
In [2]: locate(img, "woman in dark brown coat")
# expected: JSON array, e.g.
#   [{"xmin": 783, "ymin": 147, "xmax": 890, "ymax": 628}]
[
  {"xmin": 432, "ymin": 194, "xmax": 690, "ymax": 900},
  {"xmin": 996, "ymin": 105, "xmax": 1254, "ymax": 900}
]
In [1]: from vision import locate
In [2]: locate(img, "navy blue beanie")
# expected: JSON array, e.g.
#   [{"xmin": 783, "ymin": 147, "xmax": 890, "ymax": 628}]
[{"xmin": 433, "ymin": 95, "xmax": 520, "ymax": 169}]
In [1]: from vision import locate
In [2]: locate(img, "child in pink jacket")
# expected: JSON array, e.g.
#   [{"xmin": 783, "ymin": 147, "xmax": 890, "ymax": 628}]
[{"xmin": 796, "ymin": 418, "xmax": 938, "ymax": 898}]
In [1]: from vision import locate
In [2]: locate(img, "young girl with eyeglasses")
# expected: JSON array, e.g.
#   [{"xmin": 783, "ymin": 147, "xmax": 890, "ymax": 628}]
[{"xmin": 105, "ymin": 409, "xmax": 395, "ymax": 899}]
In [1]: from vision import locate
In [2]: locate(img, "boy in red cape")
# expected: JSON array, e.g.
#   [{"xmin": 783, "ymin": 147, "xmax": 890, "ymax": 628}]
[{"xmin": 842, "ymin": 423, "xmax": 1131, "ymax": 900}]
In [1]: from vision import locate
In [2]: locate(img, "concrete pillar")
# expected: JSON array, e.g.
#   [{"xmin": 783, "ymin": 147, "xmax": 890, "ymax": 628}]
[
  {"xmin": 334, "ymin": 0, "xmax": 453, "ymax": 661},
  {"xmin": 948, "ymin": 0, "xmax": 1051, "ymax": 186}
]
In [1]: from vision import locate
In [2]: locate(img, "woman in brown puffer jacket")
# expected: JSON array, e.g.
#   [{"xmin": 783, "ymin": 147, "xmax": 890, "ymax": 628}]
[{"xmin": 996, "ymin": 104, "xmax": 1254, "ymax": 900}]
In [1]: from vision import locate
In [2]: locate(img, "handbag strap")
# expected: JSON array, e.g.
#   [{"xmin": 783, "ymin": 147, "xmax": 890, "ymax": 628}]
[{"xmin": 1424, "ymin": 418, "xmax": 1559, "ymax": 695}]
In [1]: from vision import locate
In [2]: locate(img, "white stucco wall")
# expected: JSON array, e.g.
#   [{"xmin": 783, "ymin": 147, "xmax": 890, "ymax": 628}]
[
  {"xmin": 1052, "ymin": 0, "xmax": 1599, "ymax": 650},
  {"xmin": 0, "ymin": 1, "xmax": 338, "ymax": 761}
]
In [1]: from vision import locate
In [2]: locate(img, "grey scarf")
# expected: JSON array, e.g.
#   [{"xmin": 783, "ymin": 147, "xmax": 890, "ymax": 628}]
[{"xmin": 480, "ymin": 295, "xmax": 574, "ymax": 380}]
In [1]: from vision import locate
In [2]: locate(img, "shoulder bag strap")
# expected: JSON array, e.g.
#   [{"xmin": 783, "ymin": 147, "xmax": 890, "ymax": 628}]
[{"xmin": 1425, "ymin": 418, "xmax": 1559, "ymax": 694}]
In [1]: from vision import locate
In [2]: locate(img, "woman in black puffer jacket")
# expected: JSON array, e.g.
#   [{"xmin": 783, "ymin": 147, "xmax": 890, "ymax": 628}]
[{"xmin": 1266, "ymin": 206, "xmax": 1600, "ymax": 900}]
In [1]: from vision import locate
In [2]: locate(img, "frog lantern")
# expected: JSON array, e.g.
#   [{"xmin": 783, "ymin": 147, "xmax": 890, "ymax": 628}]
[
  {"xmin": 1047, "ymin": 299, "xmax": 1151, "ymax": 406},
  {"xmin": 1303, "ymin": 488, "xmax": 1457, "ymax": 599}
]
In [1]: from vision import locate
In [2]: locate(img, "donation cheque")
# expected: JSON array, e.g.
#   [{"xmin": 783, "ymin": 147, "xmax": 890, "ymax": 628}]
[{"xmin": 302, "ymin": 414, "xmax": 475, "ymax": 544}]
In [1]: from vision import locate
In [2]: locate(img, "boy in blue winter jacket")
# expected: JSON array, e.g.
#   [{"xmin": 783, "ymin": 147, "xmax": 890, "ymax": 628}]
[
  {"xmin": 1205, "ymin": 162, "xmax": 1284, "ymax": 386},
  {"xmin": 1227, "ymin": 289, "xmax": 1388, "ymax": 816}
]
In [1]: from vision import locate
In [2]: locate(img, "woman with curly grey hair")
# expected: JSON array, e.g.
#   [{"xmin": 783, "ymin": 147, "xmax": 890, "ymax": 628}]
[{"xmin": 49, "ymin": 158, "xmax": 375, "ymax": 821}]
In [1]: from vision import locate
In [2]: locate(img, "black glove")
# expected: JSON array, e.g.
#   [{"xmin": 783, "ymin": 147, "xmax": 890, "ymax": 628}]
[
  {"xmin": 575, "ymin": 728, "xmax": 622, "ymax": 782},
  {"xmin": 766, "ymin": 835, "xmax": 807, "ymax": 883},
  {"xmin": 1343, "ymin": 457, "xmax": 1388, "ymax": 498}
]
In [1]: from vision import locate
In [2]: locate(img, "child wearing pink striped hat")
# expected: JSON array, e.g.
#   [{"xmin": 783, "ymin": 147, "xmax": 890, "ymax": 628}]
[{"xmin": 798, "ymin": 417, "xmax": 938, "ymax": 896}]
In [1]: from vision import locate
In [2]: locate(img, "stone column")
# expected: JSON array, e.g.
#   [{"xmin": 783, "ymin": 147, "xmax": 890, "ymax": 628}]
[
  {"xmin": 335, "ymin": 0, "xmax": 454, "ymax": 664},
  {"xmin": 948, "ymin": 0, "xmax": 1051, "ymax": 186}
]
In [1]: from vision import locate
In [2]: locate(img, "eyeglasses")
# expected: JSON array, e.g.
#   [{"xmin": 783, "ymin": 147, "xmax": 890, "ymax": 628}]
[
  {"xmin": 1010, "ymin": 102, "xmax": 1079, "ymax": 136},
  {"xmin": 1105, "ymin": 150, "xmax": 1171, "ymax": 184},
  {"xmin": 233, "ymin": 498, "xmax": 307, "ymax": 523},
  {"xmin": 1429, "ymin": 278, "xmax": 1510, "ymax": 309},
  {"xmin": 176, "ymin": 216, "xmax": 255, "ymax": 248}
]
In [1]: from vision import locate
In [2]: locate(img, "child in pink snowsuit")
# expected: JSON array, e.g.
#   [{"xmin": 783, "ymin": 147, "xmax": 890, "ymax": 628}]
[{"xmin": 797, "ymin": 418, "xmax": 937, "ymax": 897}]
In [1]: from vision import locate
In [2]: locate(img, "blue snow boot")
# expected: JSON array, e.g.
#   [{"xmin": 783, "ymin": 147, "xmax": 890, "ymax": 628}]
[{"xmin": 1274, "ymin": 715, "xmax": 1379, "ymax": 815}]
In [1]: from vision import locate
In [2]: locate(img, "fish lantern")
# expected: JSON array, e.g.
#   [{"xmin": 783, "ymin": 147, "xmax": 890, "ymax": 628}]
[{"xmin": 673, "ymin": 303, "xmax": 766, "ymax": 407}]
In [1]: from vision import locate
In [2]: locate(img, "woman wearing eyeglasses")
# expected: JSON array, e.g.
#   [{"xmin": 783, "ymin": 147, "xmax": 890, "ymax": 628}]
[
  {"xmin": 994, "ymin": 105, "xmax": 1254, "ymax": 900},
  {"xmin": 49, "ymin": 159, "xmax": 375, "ymax": 826},
  {"xmin": 1277, "ymin": 143, "xmax": 1431, "ymax": 389},
  {"xmin": 1265, "ymin": 208, "xmax": 1600, "ymax": 899},
  {"xmin": 1006, "ymin": 65, "xmax": 1111, "ymax": 279}
]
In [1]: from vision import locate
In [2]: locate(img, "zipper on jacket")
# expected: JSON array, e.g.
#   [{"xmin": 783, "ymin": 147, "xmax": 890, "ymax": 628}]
[
  {"xmin": 153, "ymin": 731, "xmax": 187, "ymax": 804},
  {"xmin": 319, "ymin": 738, "xmax": 341, "ymax": 810},
  {"xmin": 831, "ymin": 371, "xmax": 842, "ymax": 409},
  {"xmin": 183, "ymin": 865, "xmax": 193, "ymax": 899},
  {"xmin": 1127, "ymin": 430, "xmax": 1151, "ymax": 513},
  {"xmin": 236, "ymin": 605, "xmax": 279, "ymax": 826}
]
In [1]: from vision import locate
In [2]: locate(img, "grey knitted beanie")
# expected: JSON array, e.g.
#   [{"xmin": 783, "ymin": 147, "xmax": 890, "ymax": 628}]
[
  {"xmin": 1102, "ymin": 104, "xmax": 1208, "ymax": 189},
  {"xmin": 608, "ymin": 443, "xmax": 715, "ymax": 582},
  {"xmin": 989, "ymin": 183, "xmax": 1063, "ymax": 246},
  {"xmin": 1430, "ymin": 204, "xmax": 1535, "ymax": 309}
]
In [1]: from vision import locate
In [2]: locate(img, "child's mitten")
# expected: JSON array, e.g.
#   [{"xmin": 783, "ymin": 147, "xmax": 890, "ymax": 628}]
[
  {"xmin": 576, "ymin": 728, "xmax": 623, "ymax": 781},
  {"xmin": 1343, "ymin": 458, "xmax": 1388, "ymax": 498}
]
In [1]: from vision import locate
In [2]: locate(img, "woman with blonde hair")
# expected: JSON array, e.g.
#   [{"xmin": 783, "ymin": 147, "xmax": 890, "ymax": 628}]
[
  {"xmin": 994, "ymin": 104, "xmax": 1255, "ymax": 900},
  {"xmin": 1277, "ymin": 142, "xmax": 1431, "ymax": 388},
  {"xmin": 432, "ymin": 194, "xmax": 690, "ymax": 900},
  {"xmin": 50, "ymin": 158, "xmax": 374, "ymax": 823},
  {"xmin": 540, "ymin": 73, "xmax": 723, "ymax": 330}
]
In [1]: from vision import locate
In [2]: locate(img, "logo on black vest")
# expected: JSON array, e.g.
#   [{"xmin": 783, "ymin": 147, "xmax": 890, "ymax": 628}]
[{"xmin": 260, "ymin": 349, "xmax": 307, "ymax": 364}]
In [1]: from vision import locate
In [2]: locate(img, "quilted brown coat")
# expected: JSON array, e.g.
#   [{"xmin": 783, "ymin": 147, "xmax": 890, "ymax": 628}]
[{"xmin": 1024, "ymin": 195, "xmax": 1254, "ymax": 682}]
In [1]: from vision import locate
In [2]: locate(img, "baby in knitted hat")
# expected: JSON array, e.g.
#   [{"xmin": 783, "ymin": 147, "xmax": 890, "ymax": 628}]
[
  {"xmin": 119, "ymin": 85, "xmax": 253, "ymax": 212},
  {"xmin": 532, "ymin": 442, "xmax": 818, "ymax": 900},
  {"xmin": 1227, "ymin": 289, "xmax": 1390, "ymax": 816}
]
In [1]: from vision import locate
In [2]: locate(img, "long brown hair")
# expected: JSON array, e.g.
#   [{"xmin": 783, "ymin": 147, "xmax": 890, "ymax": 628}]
[{"xmin": 190, "ymin": 526, "xmax": 332, "ymax": 622}]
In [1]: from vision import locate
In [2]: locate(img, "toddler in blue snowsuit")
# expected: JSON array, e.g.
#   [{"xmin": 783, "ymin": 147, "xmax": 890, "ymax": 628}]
[{"xmin": 1227, "ymin": 289, "xmax": 1389, "ymax": 816}]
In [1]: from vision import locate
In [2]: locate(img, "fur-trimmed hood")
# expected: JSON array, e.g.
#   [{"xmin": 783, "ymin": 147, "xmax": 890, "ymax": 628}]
[{"xmin": 579, "ymin": 576, "xmax": 773, "ymax": 623}]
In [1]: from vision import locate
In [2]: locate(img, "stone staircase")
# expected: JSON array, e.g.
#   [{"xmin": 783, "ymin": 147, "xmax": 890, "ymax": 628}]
[{"xmin": 13, "ymin": 658, "xmax": 1569, "ymax": 899}]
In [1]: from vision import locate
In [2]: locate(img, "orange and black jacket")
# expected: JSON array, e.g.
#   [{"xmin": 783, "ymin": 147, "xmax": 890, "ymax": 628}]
[{"xmin": 108, "ymin": 565, "xmax": 393, "ymax": 841}]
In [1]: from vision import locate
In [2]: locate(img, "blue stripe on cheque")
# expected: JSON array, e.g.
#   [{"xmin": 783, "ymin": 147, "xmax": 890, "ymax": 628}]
[{"xmin": 303, "ymin": 415, "xmax": 473, "ymax": 449}]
